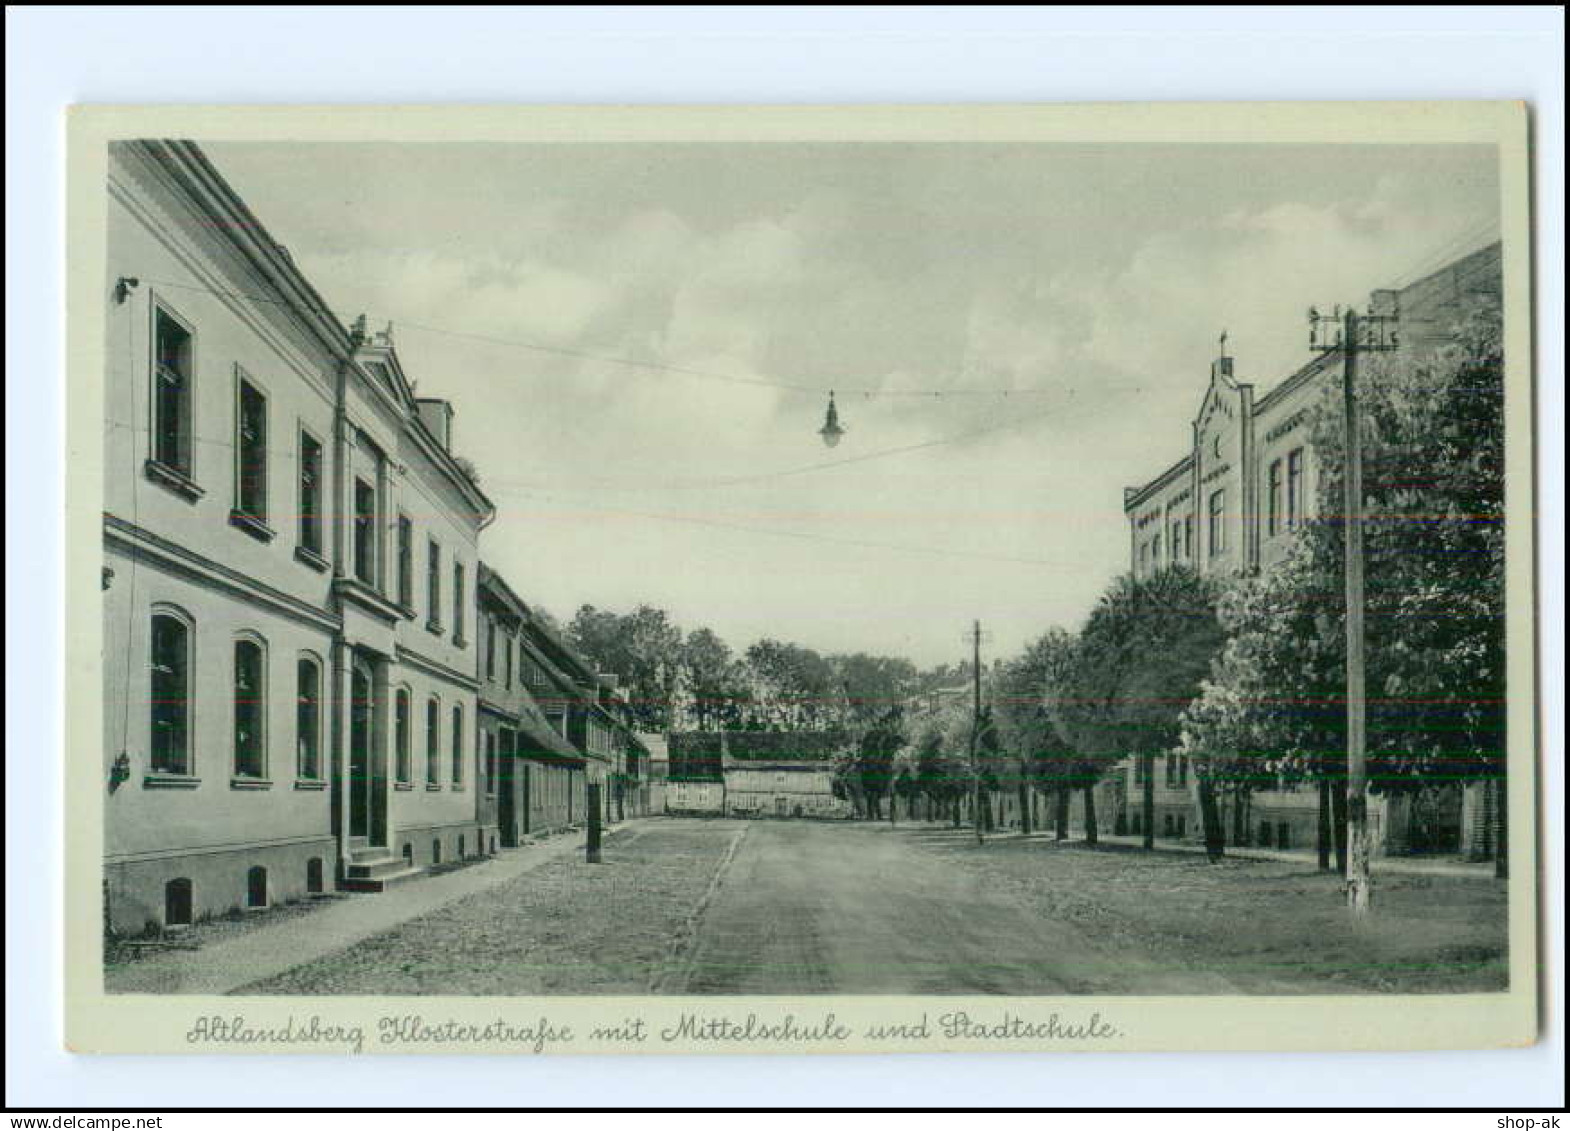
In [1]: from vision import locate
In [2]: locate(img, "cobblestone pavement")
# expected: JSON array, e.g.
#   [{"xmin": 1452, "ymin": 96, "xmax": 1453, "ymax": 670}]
[
  {"xmin": 240, "ymin": 820, "xmax": 745, "ymax": 995},
  {"xmin": 107, "ymin": 825, "xmax": 606, "ymax": 995}
]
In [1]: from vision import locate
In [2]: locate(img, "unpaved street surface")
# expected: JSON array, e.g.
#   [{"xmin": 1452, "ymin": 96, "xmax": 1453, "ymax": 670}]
[{"xmin": 677, "ymin": 821, "xmax": 1244, "ymax": 995}]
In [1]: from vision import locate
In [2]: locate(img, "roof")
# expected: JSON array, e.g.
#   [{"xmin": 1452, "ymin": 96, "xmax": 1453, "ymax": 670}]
[
  {"xmin": 144, "ymin": 141, "xmax": 494, "ymax": 524},
  {"xmin": 512, "ymin": 711, "xmax": 584, "ymax": 766},
  {"xmin": 1122, "ymin": 240, "xmax": 1503, "ymax": 509}
]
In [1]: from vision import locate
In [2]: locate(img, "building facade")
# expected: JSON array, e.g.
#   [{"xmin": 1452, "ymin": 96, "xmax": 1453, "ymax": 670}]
[
  {"xmin": 724, "ymin": 762, "xmax": 852, "ymax": 819},
  {"xmin": 1118, "ymin": 243, "xmax": 1503, "ymax": 858},
  {"xmin": 102, "ymin": 140, "xmax": 495, "ymax": 934},
  {"xmin": 475, "ymin": 563, "xmax": 589, "ymax": 844}
]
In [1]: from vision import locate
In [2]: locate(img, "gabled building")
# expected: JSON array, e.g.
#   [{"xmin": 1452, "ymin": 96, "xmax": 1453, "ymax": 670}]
[
  {"xmin": 1117, "ymin": 242, "xmax": 1503, "ymax": 858},
  {"xmin": 102, "ymin": 140, "xmax": 495, "ymax": 933}
]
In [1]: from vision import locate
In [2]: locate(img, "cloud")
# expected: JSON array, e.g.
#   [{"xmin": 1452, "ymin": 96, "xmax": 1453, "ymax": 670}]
[{"xmin": 204, "ymin": 141, "xmax": 1499, "ymax": 666}]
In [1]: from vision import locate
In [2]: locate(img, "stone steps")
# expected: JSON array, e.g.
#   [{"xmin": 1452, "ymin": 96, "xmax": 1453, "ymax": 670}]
[{"xmin": 339, "ymin": 848, "xmax": 424, "ymax": 893}]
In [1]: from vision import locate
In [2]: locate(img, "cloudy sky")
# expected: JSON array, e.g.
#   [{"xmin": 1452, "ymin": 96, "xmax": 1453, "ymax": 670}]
[{"xmin": 206, "ymin": 141, "xmax": 1499, "ymax": 667}]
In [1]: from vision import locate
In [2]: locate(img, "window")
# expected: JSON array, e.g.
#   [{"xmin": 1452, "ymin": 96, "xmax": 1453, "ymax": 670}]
[
  {"xmin": 353, "ymin": 478, "xmax": 377, "ymax": 586},
  {"xmin": 233, "ymin": 638, "xmax": 267, "ymax": 779},
  {"xmin": 1133, "ymin": 755, "xmax": 1146, "ymax": 785},
  {"xmin": 1286, "ymin": 448, "xmax": 1305, "ymax": 529},
  {"xmin": 451, "ymin": 705, "xmax": 464, "ymax": 786},
  {"xmin": 164, "ymin": 878, "xmax": 193, "ymax": 928},
  {"xmin": 306, "ymin": 857, "xmax": 324, "ymax": 895},
  {"xmin": 485, "ymin": 733, "xmax": 497, "ymax": 798},
  {"xmin": 149, "ymin": 612, "xmax": 191, "ymax": 776},
  {"xmin": 296, "ymin": 656, "xmax": 322, "ymax": 780},
  {"xmin": 1184, "ymin": 515, "xmax": 1194, "ymax": 559},
  {"xmin": 395, "ymin": 689, "xmax": 412, "ymax": 784},
  {"xmin": 1171, "ymin": 518, "xmax": 1183, "ymax": 561},
  {"xmin": 1151, "ymin": 531, "xmax": 1162, "ymax": 566},
  {"xmin": 453, "ymin": 562, "xmax": 466, "ymax": 644},
  {"xmin": 152, "ymin": 305, "xmax": 193, "ymax": 476},
  {"xmin": 426, "ymin": 541, "xmax": 442, "ymax": 628},
  {"xmin": 426, "ymin": 697, "xmax": 440, "ymax": 786},
  {"xmin": 246, "ymin": 865, "xmax": 268, "ymax": 909},
  {"xmin": 298, "ymin": 430, "xmax": 325, "ymax": 557},
  {"xmin": 505, "ymin": 634, "xmax": 514, "ymax": 689},
  {"xmin": 1267, "ymin": 459, "xmax": 1283, "ymax": 537},
  {"xmin": 486, "ymin": 620, "xmax": 497, "ymax": 681},
  {"xmin": 233, "ymin": 374, "xmax": 268, "ymax": 523},
  {"xmin": 397, "ymin": 515, "xmax": 413, "ymax": 608},
  {"xmin": 1208, "ymin": 489, "xmax": 1226, "ymax": 556}
]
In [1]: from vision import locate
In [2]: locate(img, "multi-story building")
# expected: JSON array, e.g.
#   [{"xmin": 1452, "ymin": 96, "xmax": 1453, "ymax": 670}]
[
  {"xmin": 1118, "ymin": 242, "xmax": 1503, "ymax": 857},
  {"xmin": 475, "ymin": 563, "xmax": 587, "ymax": 844},
  {"xmin": 333, "ymin": 320, "xmax": 494, "ymax": 889},
  {"xmin": 102, "ymin": 140, "xmax": 494, "ymax": 934}
]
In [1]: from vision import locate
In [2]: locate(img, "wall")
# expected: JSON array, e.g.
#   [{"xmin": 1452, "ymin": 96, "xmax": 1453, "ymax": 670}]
[{"xmin": 104, "ymin": 142, "xmax": 344, "ymax": 931}]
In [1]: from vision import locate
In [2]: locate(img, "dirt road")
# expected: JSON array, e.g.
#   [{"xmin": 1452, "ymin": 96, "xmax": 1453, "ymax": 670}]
[{"xmin": 676, "ymin": 821, "xmax": 1243, "ymax": 995}]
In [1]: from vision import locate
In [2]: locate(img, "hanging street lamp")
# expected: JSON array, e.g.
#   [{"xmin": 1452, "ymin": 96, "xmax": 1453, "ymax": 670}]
[{"xmin": 819, "ymin": 390, "xmax": 845, "ymax": 448}]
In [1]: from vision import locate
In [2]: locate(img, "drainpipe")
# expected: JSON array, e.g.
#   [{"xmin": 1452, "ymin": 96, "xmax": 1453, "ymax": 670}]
[{"xmin": 330, "ymin": 353, "xmax": 352, "ymax": 877}]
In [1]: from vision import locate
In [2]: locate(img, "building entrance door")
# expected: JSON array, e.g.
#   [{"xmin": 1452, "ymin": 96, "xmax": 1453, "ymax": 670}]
[
  {"xmin": 349, "ymin": 665, "xmax": 372, "ymax": 840},
  {"xmin": 498, "ymin": 729, "xmax": 517, "ymax": 846}
]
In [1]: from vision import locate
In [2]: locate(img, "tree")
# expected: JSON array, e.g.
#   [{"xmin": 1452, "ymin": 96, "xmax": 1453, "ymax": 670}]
[
  {"xmin": 1182, "ymin": 299, "xmax": 1507, "ymax": 873},
  {"xmin": 567, "ymin": 604, "xmax": 686, "ymax": 731},
  {"xmin": 741, "ymin": 639, "xmax": 843, "ymax": 731},
  {"xmin": 1181, "ymin": 542, "xmax": 1346, "ymax": 866},
  {"xmin": 995, "ymin": 628, "xmax": 1082, "ymax": 839},
  {"xmin": 1054, "ymin": 568, "xmax": 1227, "ymax": 854},
  {"xmin": 844, "ymin": 706, "xmax": 907, "ymax": 820},
  {"xmin": 680, "ymin": 627, "xmax": 750, "ymax": 731}
]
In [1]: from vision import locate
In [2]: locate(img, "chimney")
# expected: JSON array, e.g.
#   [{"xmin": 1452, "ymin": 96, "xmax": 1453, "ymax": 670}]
[
  {"xmin": 1211, "ymin": 355, "xmax": 1233, "ymax": 381},
  {"xmin": 1370, "ymin": 288, "xmax": 1400, "ymax": 318},
  {"xmin": 416, "ymin": 398, "xmax": 454, "ymax": 450}
]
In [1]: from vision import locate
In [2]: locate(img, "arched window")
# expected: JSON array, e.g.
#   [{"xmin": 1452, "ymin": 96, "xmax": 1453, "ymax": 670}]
[
  {"xmin": 296, "ymin": 655, "xmax": 322, "ymax": 780},
  {"xmin": 394, "ymin": 688, "xmax": 412, "ymax": 784},
  {"xmin": 246, "ymin": 865, "xmax": 268, "ymax": 909},
  {"xmin": 451, "ymin": 704, "xmax": 464, "ymax": 786},
  {"xmin": 426, "ymin": 696, "xmax": 440, "ymax": 786},
  {"xmin": 149, "ymin": 611, "xmax": 192, "ymax": 776},
  {"xmin": 233, "ymin": 637, "xmax": 267, "ymax": 779}
]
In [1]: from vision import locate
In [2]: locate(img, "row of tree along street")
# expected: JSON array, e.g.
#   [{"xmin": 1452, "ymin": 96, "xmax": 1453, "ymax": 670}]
[{"xmin": 566, "ymin": 301, "xmax": 1506, "ymax": 882}]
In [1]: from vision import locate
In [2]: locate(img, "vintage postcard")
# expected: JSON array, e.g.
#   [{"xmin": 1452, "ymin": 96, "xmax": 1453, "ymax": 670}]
[{"xmin": 64, "ymin": 102, "xmax": 1538, "ymax": 1055}]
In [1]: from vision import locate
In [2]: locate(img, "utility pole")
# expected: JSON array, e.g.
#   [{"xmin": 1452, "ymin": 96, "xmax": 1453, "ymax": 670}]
[
  {"xmin": 1309, "ymin": 303, "xmax": 1399, "ymax": 915},
  {"xmin": 970, "ymin": 621, "xmax": 983, "ymax": 845},
  {"xmin": 967, "ymin": 620, "xmax": 992, "ymax": 847}
]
